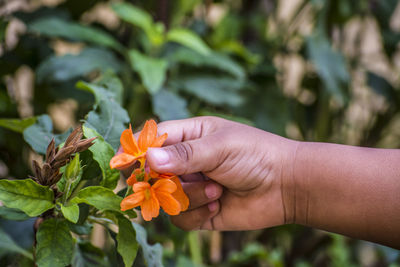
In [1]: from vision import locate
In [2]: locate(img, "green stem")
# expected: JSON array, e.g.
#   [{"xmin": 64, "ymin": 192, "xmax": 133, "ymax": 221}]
[{"xmin": 188, "ymin": 231, "xmax": 202, "ymax": 265}]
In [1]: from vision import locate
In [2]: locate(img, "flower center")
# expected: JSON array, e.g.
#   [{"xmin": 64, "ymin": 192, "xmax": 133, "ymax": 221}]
[{"xmin": 144, "ymin": 188, "xmax": 151, "ymax": 200}]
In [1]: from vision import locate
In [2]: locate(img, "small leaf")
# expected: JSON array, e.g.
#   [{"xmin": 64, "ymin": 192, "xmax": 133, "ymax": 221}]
[
  {"xmin": 129, "ymin": 49, "xmax": 168, "ymax": 94},
  {"xmin": 0, "ymin": 179, "xmax": 54, "ymax": 217},
  {"xmin": 65, "ymin": 153, "xmax": 81, "ymax": 181},
  {"xmin": 0, "ymin": 227, "xmax": 33, "ymax": 259},
  {"xmin": 82, "ymin": 126, "xmax": 120, "ymax": 189},
  {"xmin": 37, "ymin": 48, "xmax": 121, "ymax": 83},
  {"xmin": 152, "ymin": 90, "xmax": 190, "ymax": 121},
  {"xmin": 0, "ymin": 117, "xmax": 36, "ymax": 133},
  {"xmin": 132, "ymin": 222, "xmax": 163, "ymax": 267},
  {"xmin": 36, "ymin": 219, "xmax": 74, "ymax": 267},
  {"xmin": 0, "ymin": 206, "xmax": 31, "ymax": 221},
  {"xmin": 167, "ymin": 28, "xmax": 211, "ymax": 55},
  {"xmin": 111, "ymin": 3, "xmax": 164, "ymax": 46},
  {"xmin": 70, "ymin": 186, "xmax": 122, "ymax": 213},
  {"xmin": 117, "ymin": 215, "xmax": 139, "ymax": 267},
  {"xmin": 29, "ymin": 17, "xmax": 123, "ymax": 52},
  {"xmin": 60, "ymin": 203, "xmax": 79, "ymax": 223},
  {"xmin": 23, "ymin": 114, "xmax": 71, "ymax": 154}
]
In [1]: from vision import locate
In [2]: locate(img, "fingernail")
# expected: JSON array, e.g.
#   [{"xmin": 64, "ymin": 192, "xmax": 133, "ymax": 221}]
[
  {"xmin": 149, "ymin": 148, "xmax": 169, "ymax": 166},
  {"xmin": 208, "ymin": 201, "xmax": 217, "ymax": 212},
  {"xmin": 205, "ymin": 183, "xmax": 218, "ymax": 199}
]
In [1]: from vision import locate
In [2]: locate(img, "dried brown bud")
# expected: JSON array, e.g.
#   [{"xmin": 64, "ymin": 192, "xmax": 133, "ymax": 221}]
[{"xmin": 31, "ymin": 125, "xmax": 97, "ymax": 186}]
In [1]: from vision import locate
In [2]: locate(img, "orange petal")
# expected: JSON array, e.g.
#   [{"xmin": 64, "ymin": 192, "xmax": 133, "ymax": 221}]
[
  {"xmin": 133, "ymin": 181, "xmax": 151, "ymax": 192},
  {"xmin": 156, "ymin": 191, "xmax": 181, "ymax": 215},
  {"xmin": 126, "ymin": 172, "xmax": 137, "ymax": 186},
  {"xmin": 120, "ymin": 192, "xmax": 144, "ymax": 211},
  {"xmin": 120, "ymin": 126, "xmax": 140, "ymax": 155},
  {"xmin": 138, "ymin": 120, "xmax": 157, "ymax": 151},
  {"xmin": 151, "ymin": 133, "xmax": 168, "ymax": 148},
  {"xmin": 152, "ymin": 179, "xmax": 177, "ymax": 193},
  {"xmin": 171, "ymin": 176, "xmax": 189, "ymax": 211},
  {"xmin": 141, "ymin": 196, "xmax": 159, "ymax": 221},
  {"xmin": 110, "ymin": 153, "xmax": 136, "ymax": 169}
]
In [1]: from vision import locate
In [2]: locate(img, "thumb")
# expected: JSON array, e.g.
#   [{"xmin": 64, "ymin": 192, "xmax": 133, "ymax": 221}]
[{"xmin": 146, "ymin": 136, "xmax": 222, "ymax": 175}]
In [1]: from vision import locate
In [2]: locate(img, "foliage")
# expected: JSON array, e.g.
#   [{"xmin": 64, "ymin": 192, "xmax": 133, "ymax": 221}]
[{"xmin": 0, "ymin": 0, "xmax": 400, "ymax": 266}]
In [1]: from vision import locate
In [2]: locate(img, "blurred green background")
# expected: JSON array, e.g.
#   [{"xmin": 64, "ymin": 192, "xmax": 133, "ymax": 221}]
[{"xmin": 1, "ymin": 0, "xmax": 400, "ymax": 266}]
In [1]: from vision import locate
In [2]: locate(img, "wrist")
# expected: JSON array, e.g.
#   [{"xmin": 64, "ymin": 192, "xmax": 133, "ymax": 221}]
[{"xmin": 280, "ymin": 139, "xmax": 309, "ymax": 226}]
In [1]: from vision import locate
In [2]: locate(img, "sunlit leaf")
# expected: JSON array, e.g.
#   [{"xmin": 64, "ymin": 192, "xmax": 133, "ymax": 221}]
[
  {"xmin": 152, "ymin": 90, "xmax": 190, "ymax": 121},
  {"xmin": 129, "ymin": 49, "xmax": 168, "ymax": 94},
  {"xmin": 0, "ymin": 179, "xmax": 54, "ymax": 217},
  {"xmin": 36, "ymin": 219, "xmax": 74, "ymax": 267},
  {"xmin": 60, "ymin": 203, "xmax": 79, "ymax": 223},
  {"xmin": 112, "ymin": 3, "xmax": 164, "ymax": 46},
  {"xmin": 82, "ymin": 126, "xmax": 120, "ymax": 189},
  {"xmin": 167, "ymin": 28, "xmax": 210, "ymax": 55},
  {"xmin": 30, "ymin": 17, "xmax": 123, "ymax": 52},
  {"xmin": 0, "ymin": 117, "xmax": 36, "ymax": 133},
  {"xmin": 37, "ymin": 48, "xmax": 121, "ymax": 83}
]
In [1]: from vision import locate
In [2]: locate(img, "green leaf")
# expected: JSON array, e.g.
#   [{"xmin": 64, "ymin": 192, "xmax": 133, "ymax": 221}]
[
  {"xmin": 65, "ymin": 153, "xmax": 81, "ymax": 181},
  {"xmin": 95, "ymin": 71, "xmax": 124, "ymax": 105},
  {"xmin": 78, "ymin": 79, "xmax": 129, "ymax": 151},
  {"xmin": 170, "ymin": 75, "xmax": 244, "ymax": 106},
  {"xmin": 129, "ymin": 49, "xmax": 168, "ymax": 94},
  {"xmin": 132, "ymin": 222, "xmax": 163, "ymax": 267},
  {"xmin": 70, "ymin": 186, "xmax": 122, "ymax": 213},
  {"xmin": 72, "ymin": 242, "xmax": 109, "ymax": 267},
  {"xmin": 36, "ymin": 219, "xmax": 74, "ymax": 267},
  {"xmin": 37, "ymin": 48, "xmax": 121, "ymax": 83},
  {"xmin": 23, "ymin": 114, "xmax": 71, "ymax": 154},
  {"xmin": 0, "ymin": 117, "xmax": 36, "ymax": 133},
  {"xmin": 152, "ymin": 90, "xmax": 190, "ymax": 121},
  {"xmin": 306, "ymin": 33, "xmax": 349, "ymax": 103},
  {"xmin": 117, "ymin": 215, "xmax": 139, "ymax": 267},
  {"xmin": 0, "ymin": 206, "xmax": 31, "ymax": 221},
  {"xmin": 0, "ymin": 227, "xmax": 33, "ymax": 259},
  {"xmin": 168, "ymin": 47, "xmax": 245, "ymax": 80},
  {"xmin": 60, "ymin": 203, "xmax": 79, "ymax": 223},
  {"xmin": 82, "ymin": 126, "xmax": 120, "ymax": 189},
  {"xmin": 112, "ymin": 3, "xmax": 164, "ymax": 46},
  {"xmin": 167, "ymin": 28, "xmax": 210, "ymax": 55},
  {"xmin": 0, "ymin": 179, "xmax": 54, "ymax": 217},
  {"xmin": 29, "ymin": 17, "xmax": 123, "ymax": 52}
]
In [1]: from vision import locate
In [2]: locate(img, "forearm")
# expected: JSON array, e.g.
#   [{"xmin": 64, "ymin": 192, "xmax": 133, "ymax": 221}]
[{"xmin": 290, "ymin": 142, "xmax": 400, "ymax": 249}]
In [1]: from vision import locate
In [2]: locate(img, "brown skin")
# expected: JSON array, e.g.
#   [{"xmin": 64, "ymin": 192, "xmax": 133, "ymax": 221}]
[{"xmin": 125, "ymin": 116, "xmax": 400, "ymax": 249}]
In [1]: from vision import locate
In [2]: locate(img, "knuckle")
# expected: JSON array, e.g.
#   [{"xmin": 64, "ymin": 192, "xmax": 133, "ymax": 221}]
[{"xmin": 172, "ymin": 142, "xmax": 193, "ymax": 163}]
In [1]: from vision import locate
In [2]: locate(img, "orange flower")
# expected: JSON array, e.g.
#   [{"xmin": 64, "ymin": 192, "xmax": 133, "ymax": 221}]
[
  {"xmin": 120, "ymin": 179, "xmax": 181, "ymax": 221},
  {"xmin": 110, "ymin": 120, "xmax": 167, "ymax": 170},
  {"xmin": 150, "ymin": 171, "xmax": 189, "ymax": 212}
]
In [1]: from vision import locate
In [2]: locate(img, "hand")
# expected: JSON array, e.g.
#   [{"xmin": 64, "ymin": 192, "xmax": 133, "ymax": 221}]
[{"xmin": 146, "ymin": 116, "xmax": 298, "ymax": 231}]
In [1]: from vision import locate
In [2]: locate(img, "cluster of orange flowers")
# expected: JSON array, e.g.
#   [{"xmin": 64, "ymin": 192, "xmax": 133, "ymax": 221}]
[{"xmin": 110, "ymin": 120, "xmax": 189, "ymax": 221}]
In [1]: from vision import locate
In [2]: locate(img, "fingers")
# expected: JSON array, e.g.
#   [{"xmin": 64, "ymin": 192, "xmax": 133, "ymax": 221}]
[
  {"xmin": 146, "ymin": 135, "xmax": 225, "ymax": 176},
  {"xmin": 171, "ymin": 200, "xmax": 220, "ymax": 231},
  {"xmin": 182, "ymin": 181, "xmax": 223, "ymax": 210}
]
